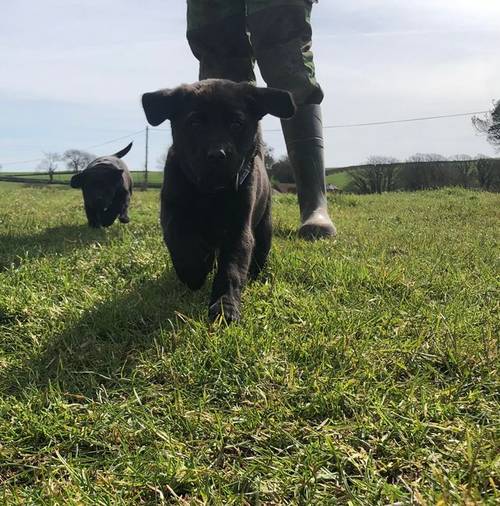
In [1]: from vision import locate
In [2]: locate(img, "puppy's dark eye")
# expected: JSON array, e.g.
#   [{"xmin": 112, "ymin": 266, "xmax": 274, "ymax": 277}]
[
  {"xmin": 190, "ymin": 119, "xmax": 203, "ymax": 129},
  {"xmin": 230, "ymin": 120, "xmax": 244, "ymax": 131}
]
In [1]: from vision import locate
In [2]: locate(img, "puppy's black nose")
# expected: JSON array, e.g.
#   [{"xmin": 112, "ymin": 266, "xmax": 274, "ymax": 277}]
[{"xmin": 207, "ymin": 148, "xmax": 228, "ymax": 163}]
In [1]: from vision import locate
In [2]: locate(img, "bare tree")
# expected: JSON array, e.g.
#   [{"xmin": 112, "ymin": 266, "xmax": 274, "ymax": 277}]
[
  {"xmin": 348, "ymin": 156, "xmax": 400, "ymax": 194},
  {"xmin": 262, "ymin": 142, "xmax": 277, "ymax": 172},
  {"xmin": 407, "ymin": 153, "xmax": 448, "ymax": 163},
  {"xmin": 270, "ymin": 155, "xmax": 294, "ymax": 183},
  {"xmin": 449, "ymin": 154, "xmax": 474, "ymax": 187},
  {"xmin": 62, "ymin": 149, "xmax": 95, "ymax": 173},
  {"xmin": 472, "ymin": 100, "xmax": 500, "ymax": 150},
  {"xmin": 347, "ymin": 168, "xmax": 370, "ymax": 194},
  {"xmin": 399, "ymin": 153, "xmax": 451, "ymax": 190},
  {"xmin": 367, "ymin": 156, "xmax": 400, "ymax": 193},
  {"xmin": 475, "ymin": 155, "xmax": 500, "ymax": 191},
  {"xmin": 37, "ymin": 152, "xmax": 60, "ymax": 183}
]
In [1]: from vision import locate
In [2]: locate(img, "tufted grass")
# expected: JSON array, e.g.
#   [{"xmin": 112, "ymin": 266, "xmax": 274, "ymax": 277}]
[{"xmin": 0, "ymin": 182, "xmax": 498, "ymax": 504}]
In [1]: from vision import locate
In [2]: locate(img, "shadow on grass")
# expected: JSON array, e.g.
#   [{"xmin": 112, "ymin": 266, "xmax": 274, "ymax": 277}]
[
  {"xmin": 1, "ymin": 269, "xmax": 209, "ymax": 397},
  {"xmin": 0, "ymin": 224, "xmax": 114, "ymax": 271}
]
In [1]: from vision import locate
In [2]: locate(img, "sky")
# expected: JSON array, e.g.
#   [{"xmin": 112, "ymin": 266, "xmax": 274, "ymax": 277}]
[{"xmin": 1, "ymin": 0, "xmax": 499, "ymax": 171}]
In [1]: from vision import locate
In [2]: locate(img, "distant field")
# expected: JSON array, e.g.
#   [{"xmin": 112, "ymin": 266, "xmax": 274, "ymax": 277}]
[
  {"xmin": 0, "ymin": 182, "xmax": 498, "ymax": 503},
  {"xmin": 325, "ymin": 170, "xmax": 350, "ymax": 188},
  {"xmin": 1, "ymin": 169, "xmax": 352, "ymax": 190},
  {"xmin": 0, "ymin": 171, "xmax": 164, "ymax": 186}
]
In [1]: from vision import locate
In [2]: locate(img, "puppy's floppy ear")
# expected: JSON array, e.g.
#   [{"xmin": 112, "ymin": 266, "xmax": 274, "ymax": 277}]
[
  {"xmin": 70, "ymin": 172, "xmax": 84, "ymax": 188},
  {"xmin": 142, "ymin": 87, "xmax": 186, "ymax": 126},
  {"xmin": 247, "ymin": 86, "xmax": 297, "ymax": 120}
]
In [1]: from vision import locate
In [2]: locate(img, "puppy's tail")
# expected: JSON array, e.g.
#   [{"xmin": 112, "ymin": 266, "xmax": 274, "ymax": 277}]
[{"xmin": 111, "ymin": 141, "xmax": 133, "ymax": 159}]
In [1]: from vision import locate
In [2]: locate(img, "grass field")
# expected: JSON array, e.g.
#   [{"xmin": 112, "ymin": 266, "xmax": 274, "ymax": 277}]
[
  {"xmin": 0, "ymin": 183, "xmax": 498, "ymax": 504},
  {"xmin": 0, "ymin": 171, "xmax": 165, "ymax": 187},
  {"xmin": 325, "ymin": 171, "xmax": 350, "ymax": 189},
  {"xmin": 2, "ymin": 169, "xmax": 352, "ymax": 190}
]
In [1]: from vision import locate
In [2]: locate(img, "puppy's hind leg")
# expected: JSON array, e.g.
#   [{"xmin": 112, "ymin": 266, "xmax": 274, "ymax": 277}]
[{"xmin": 249, "ymin": 205, "xmax": 272, "ymax": 280}]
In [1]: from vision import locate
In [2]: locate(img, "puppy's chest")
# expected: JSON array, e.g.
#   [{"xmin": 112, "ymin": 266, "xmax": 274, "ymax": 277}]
[{"xmin": 192, "ymin": 196, "xmax": 244, "ymax": 241}]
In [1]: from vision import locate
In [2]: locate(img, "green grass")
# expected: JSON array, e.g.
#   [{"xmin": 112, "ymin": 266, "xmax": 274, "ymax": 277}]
[
  {"xmin": 4, "ymin": 170, "xmax": 350, "ymax": 190},
  {"xmin": 325, "ymin": 171, "xmax": 350, "ymax": 189},
  {"xmin": 1, "ymin": 171, "xmax": 164, "ymax": 186},
  {"xmin": 0, "ymin": 183, "xmax": 498, "ymax": 504}
]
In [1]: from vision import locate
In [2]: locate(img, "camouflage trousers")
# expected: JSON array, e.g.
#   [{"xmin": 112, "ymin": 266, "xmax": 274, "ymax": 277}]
[{"xmin": 186, "ymin": 0, "xmax": 323, "ymax": 105}]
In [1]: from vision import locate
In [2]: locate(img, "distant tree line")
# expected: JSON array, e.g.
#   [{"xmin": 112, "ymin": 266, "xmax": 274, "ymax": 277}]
[
  {"xmin": 345, "ymin": 154, "xmax": 500, "ymax": 194},
  {"xmin": 266, "ymin": 149, "xmax": 500, "ymax": 194},
  {"xmin": 346, "ymin": 99, "xmax": 500, "ymax": 194},
  {"xmin": 262, "ymin": 144, "xmax": 294, "ymax": 184},
  {"xmin": 267, "ymin": 99, "xmax": 500, "ymax": 193}
]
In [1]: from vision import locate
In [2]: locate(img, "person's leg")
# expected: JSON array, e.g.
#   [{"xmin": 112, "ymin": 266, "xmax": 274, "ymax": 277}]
[
  {"xmin": 281, "ymin": 103, "xmax": 336, "ymax": 240},
  {"xmin": 248, "ymin": 0, "xmax": 336, "ymax": 239},
  {"xmin": 187, "ymin": 0, "xmax": 255, "ymax": 82}
]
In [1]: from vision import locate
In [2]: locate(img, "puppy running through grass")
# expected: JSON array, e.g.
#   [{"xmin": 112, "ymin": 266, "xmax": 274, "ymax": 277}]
[
  {"xmin": 142, "ymin": 79, "xmax": 296, "ymax": 322},
  {"xmin": 70, "ymin": 142, "xmax": 133, "ymax": 228}
]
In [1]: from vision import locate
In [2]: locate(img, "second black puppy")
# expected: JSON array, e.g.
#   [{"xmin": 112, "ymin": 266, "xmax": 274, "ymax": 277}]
[
  {"xmin": 70, "ymin": 142, "xmax": 133, "ymax": 228},
  {"xmin": 142, "ymin": 79, "xmax": 296, "ymax": 322}
]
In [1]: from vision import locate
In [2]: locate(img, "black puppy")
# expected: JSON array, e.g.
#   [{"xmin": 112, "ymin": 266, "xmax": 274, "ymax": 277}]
[
  {"xmin": 142, "ymin": 79, "xmax": 296, "ymax": 322},
  {"xmin": 70, "ymin": 142, "xmax": 133, "ymax": 228}
]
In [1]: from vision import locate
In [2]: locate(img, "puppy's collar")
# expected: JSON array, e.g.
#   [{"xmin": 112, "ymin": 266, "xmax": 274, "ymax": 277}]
[
  {"xmin": 234, "ymin": 154, "xmax": 254, "ymax": 191},
  {"xmin": 235, "ymin": 163, "xmax": 250, "ymax": 190},
  {"xmin": 204, "ymin": 153, "xmax": 254, "ymax": 193}
]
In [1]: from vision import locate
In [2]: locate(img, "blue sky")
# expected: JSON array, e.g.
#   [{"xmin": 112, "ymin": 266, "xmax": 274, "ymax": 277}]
[{"xmin": 1, "ymin": 0, "xmax": 499, "ymax": 171}]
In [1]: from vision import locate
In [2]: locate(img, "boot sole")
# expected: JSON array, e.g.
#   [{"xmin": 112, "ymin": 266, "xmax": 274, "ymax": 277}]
[{"xmin": 298, "ymin": 222, "xmax": 337, "ymax": 241}]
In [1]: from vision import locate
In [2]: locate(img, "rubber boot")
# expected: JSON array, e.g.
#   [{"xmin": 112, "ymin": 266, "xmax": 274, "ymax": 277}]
[{"xmin": 281, "ymin": 104, "xmax": 336, "ymax": 240}]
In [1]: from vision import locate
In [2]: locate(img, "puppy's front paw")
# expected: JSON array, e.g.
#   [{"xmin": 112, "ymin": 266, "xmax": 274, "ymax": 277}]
[{"xmin": 209, "ymin": 296, "xmax": 241, "ymax": 323}]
